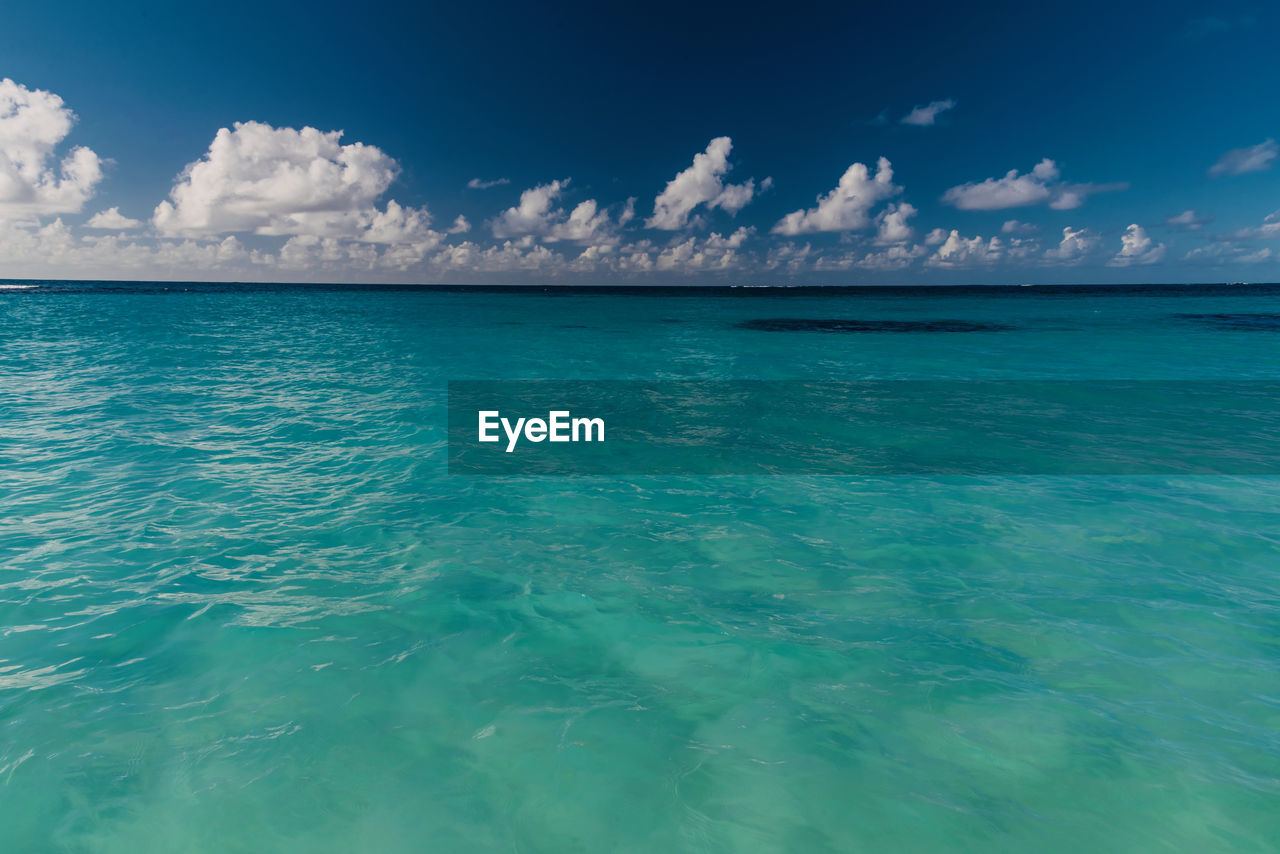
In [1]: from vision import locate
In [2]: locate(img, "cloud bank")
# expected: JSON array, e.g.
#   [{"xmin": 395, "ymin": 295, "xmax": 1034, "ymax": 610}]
[{"xmin": 2, "ymin": 76, "xmax": 1274, "ymax": 283}]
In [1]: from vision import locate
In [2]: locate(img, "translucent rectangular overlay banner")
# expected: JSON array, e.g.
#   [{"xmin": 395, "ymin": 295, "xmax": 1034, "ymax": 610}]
[{"xmin": 447, "ymin": 381, "xmax": 1280, "ymax": 475}]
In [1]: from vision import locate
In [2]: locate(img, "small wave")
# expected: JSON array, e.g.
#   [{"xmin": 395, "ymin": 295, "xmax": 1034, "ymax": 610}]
[{"xmin": 0, "ymin": 284, "xmax": 38, "ymax": 291}]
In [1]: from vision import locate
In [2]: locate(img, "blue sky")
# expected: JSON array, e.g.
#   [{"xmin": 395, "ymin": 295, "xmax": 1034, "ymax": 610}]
[{"xmin": 1, "ymin": 0, "xmax": 1278, "ymax": 283}]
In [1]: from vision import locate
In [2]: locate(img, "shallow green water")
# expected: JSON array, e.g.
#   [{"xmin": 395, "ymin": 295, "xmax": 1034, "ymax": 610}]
[{"xmin": 1, "ymin": 283, "xmax": 1278, "ymax": 852}]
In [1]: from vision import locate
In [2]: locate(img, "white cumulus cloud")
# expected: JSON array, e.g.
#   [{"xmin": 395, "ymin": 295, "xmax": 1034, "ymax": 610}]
[
  {"xmin": 1043, "ymin": 226, "xmax": 1100, "ymax": 263},
  {"xmin": 490, "ymin": 180, "xmax": 567, "ymax": 238},
  {"xmin": 646, "ymin": 137, "xmax": 761, "ymax": 230},
  {"xmin": 0, "ymin": 78, "xmax": 103, "ymax": 221},
  {"xmin": 1108, "ymin": 224, "xmax": 1166, "ymax": 266},
  {"xmin": 490, "ymin": 180, "xmax": 629, "ymax": 244},
  {"xmin": 772, "ymin": 157, "xmax": 900, "ymax": 235},
  {"xmin": 924, "ymin": 230, "xmax": 1003, "ymax": 267},
  {"xmin": 900, "ymin": 99, "xmax": 956, "ymax": 127},
  {"xmin": 654, "ymin": 227, "xmax": 752, "ymax": 271},
  {"xmin": 1208, "ymin": 139, "xmax": 1277, "ymax": 177},
  {"xmin": 942, "ymin": 159, "xmax": 1123, "ymax": 211},
  {"xmin": 874, "ymin": 202, "xmax": 916, "ymax": 244},
  {"xmin": 85, "ymin": 207, "xmax": 142, "ymax": 230},
  {"xmin": 359, "ymin": 200, "xmax": 438, "ymax": 246},
  {"xmin": 434, "ymin": 235, "xmax": 558, "ymax": 273},
  {"xmin": 466, "ymin": 177, "xmax": 510, "ymax": 189},
  {"xmin": 152, "ymin": 121, "xmax": 433, "ymax": 245},
  {"xmin": 550, "ymin": 199, "xmax": 614, "ymax": 243}
]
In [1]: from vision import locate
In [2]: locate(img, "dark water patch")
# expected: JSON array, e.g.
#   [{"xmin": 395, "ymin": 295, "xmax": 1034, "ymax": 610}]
[
  {"xmin": 1175, "ymin": 313, "xmax": 1280, "ymax": 330},
  {"xmin": 735, "ymin": 318, "xmax": 1016, "ymax": 333}
]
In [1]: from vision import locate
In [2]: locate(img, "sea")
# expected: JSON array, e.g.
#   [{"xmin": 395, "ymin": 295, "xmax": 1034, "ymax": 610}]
[{"xmin": 2, "ymin": 281, "xmax": 1278, "ymax": 852}]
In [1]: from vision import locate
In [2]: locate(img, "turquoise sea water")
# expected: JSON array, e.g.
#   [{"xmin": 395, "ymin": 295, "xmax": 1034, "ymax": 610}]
[{"xmin": 2, "ymin": 282, "xmax": 1279, "ymax": 852}]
